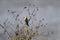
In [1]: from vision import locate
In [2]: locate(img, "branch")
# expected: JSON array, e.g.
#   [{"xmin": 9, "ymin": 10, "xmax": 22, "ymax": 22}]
[
  {"xmin": 28, "ymin": 8, "xmax": 36, "ymax": 22},
  {"xmin": 19, "ymin": 6, "xmax": 27, "ymax": 15},
  {"xmin": 0, "ymin": 24, "xmax": 11, "ymax": 39}
]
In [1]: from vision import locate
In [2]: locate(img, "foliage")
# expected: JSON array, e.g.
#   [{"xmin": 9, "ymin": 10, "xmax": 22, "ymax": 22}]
[{"xmin": 12, "ymin": 25, "xmax": 39, "ymax": 40}]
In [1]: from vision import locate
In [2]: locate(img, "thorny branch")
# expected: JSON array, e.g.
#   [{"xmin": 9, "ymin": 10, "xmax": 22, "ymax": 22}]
[
  {"xmin": 27, "ymin": 7, "xmax": 38, "ymax": 27},
  {"xmin": 28, "ymin": 8, "xmax": 36, "ymax": 22},
  {"xmin": 15, "ymin": 14, "xmax": 23, "ymax": 25}
]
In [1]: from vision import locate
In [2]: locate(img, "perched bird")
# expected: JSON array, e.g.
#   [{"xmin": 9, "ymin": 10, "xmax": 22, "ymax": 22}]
[{"xmin": 24, "ymin": 16, "xmax": 29, "ymax": 26}]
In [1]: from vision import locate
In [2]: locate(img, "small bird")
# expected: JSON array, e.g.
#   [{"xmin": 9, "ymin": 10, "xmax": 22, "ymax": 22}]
[{"xmin": 24, "ymin": 16, "xmax": 29, "ymax": 26}]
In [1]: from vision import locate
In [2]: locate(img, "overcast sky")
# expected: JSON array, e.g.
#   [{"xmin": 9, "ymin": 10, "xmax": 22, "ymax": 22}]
[{"xmin": 0, "ymin": 0, "xmax": 60, "ymax": 23}]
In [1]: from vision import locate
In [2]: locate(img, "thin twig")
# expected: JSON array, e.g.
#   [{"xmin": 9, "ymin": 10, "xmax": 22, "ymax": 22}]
[
  {"xmin": 28, "ymin": 8, "xmax": 36, "ymax": 22},
  {"xmin": 0, "ymin": 24, "xmax": 11, "ymax": 39}
]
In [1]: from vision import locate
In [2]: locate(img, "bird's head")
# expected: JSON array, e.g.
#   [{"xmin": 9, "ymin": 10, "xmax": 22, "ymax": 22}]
[{"xmin": 24, "ymin": 16, "xmax": 27, "ymax": 20}]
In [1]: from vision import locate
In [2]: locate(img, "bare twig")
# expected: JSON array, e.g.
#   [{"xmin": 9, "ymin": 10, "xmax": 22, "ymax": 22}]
[
  {"xmin": 0, "ymin": 24, "xmax": 11, "ymax": 39},
  {"xmin": 19, "ymin": 6, "xmax": 27, "ymax": 15},
  {"xmin": 28, "ymin": 8, "xmax": 36, "ymax": 22}
]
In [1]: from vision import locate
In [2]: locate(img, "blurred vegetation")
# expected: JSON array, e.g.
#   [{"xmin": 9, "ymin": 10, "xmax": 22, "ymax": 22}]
[
  {"xmin": 12, "ymin": 25, "xmax": 39, "ymax": 40},
  {"xmin": 0, "ymin": 6, "xmax": 47, "ymax": 40},
  {"xmin": 12, "ymin": 13, "xmax": 40, "ymax": 40}
]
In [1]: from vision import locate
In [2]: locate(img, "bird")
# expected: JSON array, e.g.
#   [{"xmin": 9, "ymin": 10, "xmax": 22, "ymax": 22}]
[{"xmin": 24, "ymin": 16, "xmax": 29, "ymax": 26}]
